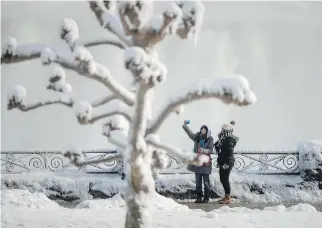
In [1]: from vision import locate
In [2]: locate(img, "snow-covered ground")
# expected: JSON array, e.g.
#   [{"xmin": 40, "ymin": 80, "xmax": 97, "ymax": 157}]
[
  {"xmin": 2, "ymin": 170, "xmax": 321, "ymax": 204},
  {"xmin": 1, "ymin": 189, "xmax": 322, "ymax": 228}
]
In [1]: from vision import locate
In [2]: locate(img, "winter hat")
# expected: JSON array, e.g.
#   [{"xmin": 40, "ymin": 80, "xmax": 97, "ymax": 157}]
[
  {"xmin": 221, "ymin": 124, "xmax": 233, "ymax": 131},
  {"xmin": 221, "ymin": 120, "xmax": 235, "ymax": 131}
]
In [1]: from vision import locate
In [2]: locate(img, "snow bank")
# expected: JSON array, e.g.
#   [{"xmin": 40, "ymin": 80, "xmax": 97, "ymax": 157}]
[
  {"xmin": 76, "ymin": 192, "xmax": 189, "ymax": 211},
  {"xmin": 76, "ymin": 193, "xmax": 125, "ymax": 209},
  {"xmin": 1, "ymin": 171, "xmax": 124, "ymax": 201},
  {"xmin": 1, "ymin": 189, "xmax": 60, "ymax": 209},
  {"xmin": 156, "ymin": 173, "xmax": 322, "ymax": 204},
  {"xmin": 2, "ymin": 171, "xmax": 321, "ymax": 204}
]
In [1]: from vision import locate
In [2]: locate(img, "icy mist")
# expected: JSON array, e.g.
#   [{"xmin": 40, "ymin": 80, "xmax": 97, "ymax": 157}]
[{"xmin": 1, "ymin": 1, "xmax": 322, "ymax": 150}]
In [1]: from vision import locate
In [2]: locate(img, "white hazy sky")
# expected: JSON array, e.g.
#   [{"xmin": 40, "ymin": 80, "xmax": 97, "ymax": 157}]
[{"xmin": 1, "ymin": 1, "xmax": 322, "ymax": 151}]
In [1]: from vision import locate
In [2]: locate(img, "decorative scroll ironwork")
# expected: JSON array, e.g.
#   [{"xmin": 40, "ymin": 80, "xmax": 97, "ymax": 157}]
[
  {"xmin": 231, "ymin": 151, "xmax": 300, "ymax": 174},
  {"xmin": 1, "ymin": 149, "xmax": 300, "ymax": 174},
  {"xmin": 1, "ymin": 150, "xmax": 120, "ymax": 174}
]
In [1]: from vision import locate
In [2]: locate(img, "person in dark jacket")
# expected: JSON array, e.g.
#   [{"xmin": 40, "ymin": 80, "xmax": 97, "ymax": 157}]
[
  {"xmin": 214, "ymin": 120, "xmax": 239, "ymax": 204},
  {"xmin": 183, "ymin": 121, "xmax": 214, "ymax": 203}
]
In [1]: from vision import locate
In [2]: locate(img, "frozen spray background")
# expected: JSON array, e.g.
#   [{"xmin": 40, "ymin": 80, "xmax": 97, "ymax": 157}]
[{"xmin": 1, "ymin": 1, "xmax": 322, "ymax": 150}]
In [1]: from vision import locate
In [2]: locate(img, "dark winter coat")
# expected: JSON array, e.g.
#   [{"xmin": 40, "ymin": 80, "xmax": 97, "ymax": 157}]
[
  {"xmin": 182, "ymin": 124, "xmax": 214, "ymax": 174},
  {"xmin": 215, "ymin": 135, "xmax": 239, "ymax": 167}
]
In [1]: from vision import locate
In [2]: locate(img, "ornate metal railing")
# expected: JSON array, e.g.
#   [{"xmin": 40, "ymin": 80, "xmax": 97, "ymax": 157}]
[
  {"xmin": 1, "ymin": 149, "xmax": 300, "ymax": 175},
  {"xmin": 1, "ymin": 150, "xmax": 122, "ymax": 174}
]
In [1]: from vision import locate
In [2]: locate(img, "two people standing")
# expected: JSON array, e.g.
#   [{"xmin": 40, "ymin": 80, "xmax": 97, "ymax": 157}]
[{"xmin": 182, "ymin": 120, "xmax": 238, "ymax": 204}]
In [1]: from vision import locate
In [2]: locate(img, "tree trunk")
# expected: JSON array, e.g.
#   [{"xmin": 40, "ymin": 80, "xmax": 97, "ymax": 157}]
[
  {"xmin": 124, "ymin": 149, "xmax": 154, "ymax": 228},
  {"xmin": 124, "ymin": 83, "xmax": 154, "ymax": 228}
]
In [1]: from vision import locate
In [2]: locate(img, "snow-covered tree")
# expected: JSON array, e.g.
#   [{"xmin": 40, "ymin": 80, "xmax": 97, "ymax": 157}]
[{"xmin": 2, "ymin": 1, "xmax": 257, "ymax": 228}]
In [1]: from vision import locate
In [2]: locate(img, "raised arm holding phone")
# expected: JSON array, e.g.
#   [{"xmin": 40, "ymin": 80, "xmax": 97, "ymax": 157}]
[{"xmin": 182, "ymin": 120, "xmax": 214, "ymax": 204}]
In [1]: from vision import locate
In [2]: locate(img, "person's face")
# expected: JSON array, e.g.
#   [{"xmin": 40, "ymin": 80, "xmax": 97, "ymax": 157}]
[{"xmin": 201, "ymin": 128, "xmax": 207, "ymax": 135}]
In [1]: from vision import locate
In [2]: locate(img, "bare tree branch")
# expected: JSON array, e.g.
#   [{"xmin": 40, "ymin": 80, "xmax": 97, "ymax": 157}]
[
  {"xmin": 91, "ymin": 94, "xmax": 118, "ymax": 107},
  {"xmin": 8, "ymin": 99, "xmax": 73, "ymax": 112},
  {"xmin": 146, "ymin": 83, "xmax": 255, "ymax": 134},
  {"xmin": 52, "ymin": 52, "xmax": 135, "ymax": 106},
  {"xmin": 88, "ymin": 1, "xmax": 133, "ymax": 46}
]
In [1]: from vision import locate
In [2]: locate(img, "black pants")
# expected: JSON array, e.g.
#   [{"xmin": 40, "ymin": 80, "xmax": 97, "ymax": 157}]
[
  {"xmin": 219, "ymin": 167, "xmax": 232, "ymax": 195},
  {"xmin": 195, "ymin": 173, "xmax": 210, "ymax": 197}
]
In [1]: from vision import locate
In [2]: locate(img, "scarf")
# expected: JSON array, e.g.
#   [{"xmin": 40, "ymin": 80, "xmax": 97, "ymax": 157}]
[{"xmin": 217, "ymin": 128, "xmax": 234, "ymax": 149}]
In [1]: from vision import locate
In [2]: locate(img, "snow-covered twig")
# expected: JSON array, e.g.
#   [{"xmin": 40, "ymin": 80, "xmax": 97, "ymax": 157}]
[
  {"xmin": 76, "ymin": 154, "xmax": 122, "ymax": 167},
  {"xmin": 91, "ymin": 94, "xmax": 118, "ymax": 107},
  {"xmin": 1, "ymin": 37, "xmax": 124, "ymax": 64},
  {"xmin": 103, "ymin": 134, "xmax": 127, "ymax": 150},
  {"xmin": 130, "ymin": 3, "xmax": 183, "ymax": 48},
  {"xmin": 147, "ymin": 75, "xmax": 257, "ymax": 134},
  {"xmin": 64, "ymin": 150, "xmax": 122, "ymax": 167},
  {"xmin": 88, "ymin": 1, "xmax": 133, "ymax": 46},
  {"xmin": 91, "ymin": 110, "xmax": 131, "ymax": 123},
  {"xmin": 84, "ymin": 39, "xmax": 125, "ymax": 49},
  {"xmin": 146, "ymin": 135, "xmax": 208, "ymax": 166},
  {"xmin": 8, "ymin": 99, "xmax": 73, "ymax": 112},
  {"xmin": 1, "ymin": 37, "xmax": 46, "ymax": 64},
  {"xmin": 45, "ymin": 48, "xmax": 135, "ymax": 106},
  {"xmin": 60, "ymin": 18, "xmax": 79, "ymax": 51}
]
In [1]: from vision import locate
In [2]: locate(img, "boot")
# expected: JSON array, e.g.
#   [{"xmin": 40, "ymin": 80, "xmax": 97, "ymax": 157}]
[
  {"xmin": 202, "ymin": 191, "xmax": 209, "ymax": 203},
  {"xmin": 195, "ymin": 192, "xmax": 202, "ymax": 203},
  {"xmin": 219, "ymin": 195, "xmax": 232, "ymax": 204},
  {"xmin": 195, "ymin": 197, "xmax": 202, "ymax": 203},
  {"xmin": 218, "ymin": 196, "xmax": 225, "ymax": 203},
  {"xmin": 202, "ymin": 196, "xmax": 209, "ymax": 204}
]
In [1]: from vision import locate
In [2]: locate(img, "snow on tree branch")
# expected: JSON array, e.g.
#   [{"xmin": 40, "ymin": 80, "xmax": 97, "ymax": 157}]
[
  {"xmin": 146, "ymin": 134, "xmax": 210, "ymax": 166},
  {"xmin": 74, "ymin": 99, "xmax": 131, "ymax": 125},
  {"xmin": 176, "ymin": 0, "xmax": 205, "ymax": 46},
  {"xmin": 60, "ymin": 18, "xmax": 79, "ymax": 51},
  {"xmin": 124, "ymin": 46, "xmax": 167, "ymax": 86},
  {"xmin": 40, "ymin": 46, "xmax": 135, "ymax": 106},
  {"xmin": 130, "ymin": 2, "xmax": 183, "ymax": 48},
  {"xmin": 91, "ymin": 94, "xmax": 118, "ymax": 107},
  {"xmin": 1, "ymin": 37, "xmax": 124, "ymax": 64},
  {"xmin": 63, "ymin": 148, "xmax": 122, "ymax": 167},
  {"xmin": 102, "ymin": 114, "xmax": 130, "ymax": 136},
  {"xmin": 89, "ymin": 1, "xmax": 133, "ymax": 46},
  {"xmin": 7, "ymin": 85, "xmax": 73, "ymax": 111},
  {"xmin": 83, "ymin": 39, "xmax": 125, "ymax": 49},
  {"xmin": 105, "ymin": 135, "xmax": 127, "ymax": 150},
  {"xmin": 1, "ymin": 37, "xmax": 46, "ymax": 64},
  {"xmin": 117, "ymin": 1, "xmax": 154, "ymax": 33},
  {"xmin": 47, "ymin": 66, "xmax": 73, "ymax": 94},
  {"xmin": 147, "ymin": 75, "xmax": 257, "ymax": 134},
  {"xmin": 146, "ymin": 134, "xmax": 167, "ymax": 170}
]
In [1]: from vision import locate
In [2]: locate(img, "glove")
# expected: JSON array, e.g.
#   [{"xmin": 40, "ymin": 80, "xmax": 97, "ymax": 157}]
[{"xmin": 222, "ymin": 164, "xmax": 230, "ymax": 170}]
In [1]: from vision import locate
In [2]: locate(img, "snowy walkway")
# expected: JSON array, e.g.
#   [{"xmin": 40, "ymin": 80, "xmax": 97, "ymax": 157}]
[{"xmin": 2, "ymin": 207, "xmax": 322, "ymax": 228}]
